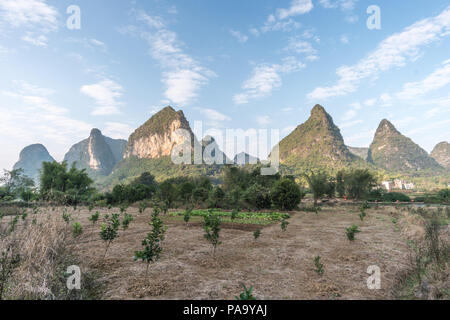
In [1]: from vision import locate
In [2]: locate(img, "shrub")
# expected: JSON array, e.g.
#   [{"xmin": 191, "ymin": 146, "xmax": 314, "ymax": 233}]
[
  {"xmin": 383, "ymin": 192, "xmax": 411, "ymax": 202},
  {"xmin": 271, "ymin": 178, "xmax": 302, "ymax": 210},
  {"xmin": 243, "ymin": 184, "xmax": 271, "ymax": 210},
  {"xmin": 253, "ymin": 229, "xmax": 261, "ymax": 240},
  {"xmin": 72, "ymin": 222, "xmax": 83, "ymax": 238},
  {"xmin": 281, "ymin": 218, "xmax": 289, "ymax": 232},
  {"xmin": 346, "ymin": 225, "xmax": 360, "ymax": 241},
  {"xmin": 183, "ymin": 207, "xmax": 192, "ymax": 226},
  {"xmin": 203, "ymin": 213, "xmax": 222, "ymax": 256},
  {"xmin": 437, "ymin": 188, "xmax": 449, "ymax": 203}
]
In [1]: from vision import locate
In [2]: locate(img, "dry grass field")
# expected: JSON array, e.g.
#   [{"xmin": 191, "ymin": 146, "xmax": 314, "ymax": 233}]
[{"xmin": 0, "ymin": 203, "xmax": 448, "ymax": 300}]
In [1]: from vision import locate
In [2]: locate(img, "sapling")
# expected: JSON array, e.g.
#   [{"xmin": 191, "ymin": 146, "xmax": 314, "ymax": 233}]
[
  {"xmin": 314, "ymin": 256, "xmax": 324, "ymax": 276},
  {"xmin": 253, "ymin": 229, "xmax": 261, "ymax": 241},
  {"xmin": 62, "ymin": 209, "xmax": 71, "ymax": 225},
  {"xmin": 346, "ymin": 225, "xmax": 360, "ymax": 241},
  {"xmin": 281, "ymin": 218, "xmax": 289, "ymax": 232},
  {"xmin": 183, "ymin": 207, "xmax": 192, "ymax": 226},
  {"xmin": 88, "ymin": 203, "xmax": 95, "ymax": 212},
  {"xmin": 203, "ymin": 213, "xmax": 222, "ymax": 257},
  {"xmin": 139, "ymin": 201, "xmax": 148, "ymax": 214},
  {"xmin": 100, "ymin": 213, "xmax": 120, "ymax": 260},
  {"xmin": 235, "ymin": 284, "xmax": 256, "ymax": 300},
  {"xmin": 121, "ymin": 213, "xmax": 134, "ymax": 230},
  {"xmin": 359, "ymin": 207, "xmax": 366, "ymax": 221},
  {"xmin": 88, "ymin": 211, "xmax": 100, "ymax": 225},
  {"xmin": 72, "ymin": 222, "xmax": 83, "ymax": 238},
  {"xmin": 21, "ymin": 209, "xmax": 28, "ymax": 221},
  {"xmin": 134, "ymin": 206, "xmax": 166, "ymax": 276}
]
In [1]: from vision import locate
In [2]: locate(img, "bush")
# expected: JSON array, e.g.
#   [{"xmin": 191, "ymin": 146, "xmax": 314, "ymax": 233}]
[
  {"xmin": 437, "ymin": 189, "xmax": 449, "ymax": 203},
  {"xmin": 383, "ymin": 192, "xmax": 411, "ymax": 202},
  {"xmin": 243, "ymin": 184, "xmax": 271, "ymax": 210},
  {"xmin": 271, "ymin": 178, "xmax": 302, "ymax": 210}
]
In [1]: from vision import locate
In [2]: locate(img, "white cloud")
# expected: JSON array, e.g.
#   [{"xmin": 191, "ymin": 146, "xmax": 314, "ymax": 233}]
[
  {"xmin": 234, "ymin": 57, "xmax": 305, "ymax": 104},
  {"xmin": 196, "ymin": 108, "xmax": 231, "ymax": 122},
  {"xmin": 285, "ymin": 38, "xmax": 317, "ymax": 55},
  {"xmin": 230, "ymin": 29, "xmax": 248, "ymax": 43},
  {"xmin": 319, "ymin": 0, "xmax": 358, "ymax": 11},
  {"xmin": 125, "ymin": 11, "xmax": 215, "ymax": 106},
  {"xmin": 21, "ymin": 33, "xmax": 48, "ymax": 47},
  {"xmin": 0, "ymin": 0, "xmax": 58, "ymax": 30},
  {"xmin": 364, "ymin": 98, "xmax": 376, "ymax": 107},
  {"xmin": 103, "ymin": 122, "xmax": 134, "ymax": 140},
  {"xmin": 397, "ymin": 59, "xmax": 450, "ymax": 99},
  {"xmin": 342, "ymin": 109, "xmax": 357, "ymax": 121},
  {"xmin": 308, "ymin": 6, "xmax": 450, "ymax": 100},
  {"xmin": 340, "ymin": 34, "xmax": 349, "ymax": 44},
  {"xmin": 339, "ymin": 119, "xmax": 363, "ymax": 129},
  {"xmin": 0, "ymin": 0, "xmax": 58, "ymax": 47},
  {"xmin": 0, "ymin": 81, "xmax": 93, "ymax": 167},
  {"xmin": 276, "ymin": 0, "xmax": 313, "ymax": 20},
  {"xmin": 81, "ymin": 79, "xmax": 124, "ymax": 115},
  {"xmin": 379, "ymin": 93, "xmax": 392, "ymax": 106},
  {"xmin": 256, "ymin": 115, "xmax": 271, "ymax": 126}
]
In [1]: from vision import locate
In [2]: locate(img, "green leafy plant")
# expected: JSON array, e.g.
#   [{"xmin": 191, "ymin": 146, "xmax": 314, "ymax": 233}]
[
  {"xmin": 139, "ymin": 201, "xmax": 148, "ymax": 214},
  {"xmin": 346, "ymin": 225, "xmax": 360, "ymax": 241},
  {"xmin": 88, "ymin": 211, "xmax": 100, "ymax": 225},
  {"xmin": 235, "ymin": 283, "xmax": 256, "ymax": 300},
  {"xmin": 121, "ymin": 213, "xmax": 134, "ymax": 230},
  {"xmin": 253, "ymin": 228, "xmax": 261, "ymax": 240},
  {"xmin": 21, "ymin": 209, "xmax": 28, "ymax": 221},
  {"xmin": 183, "ymin": 207, "xmax": 192, "ymax": 226},
  {"xmin": 281, "ymin": 218, "xmax": 289, "ymax": 232},
  {"xmin": 100, "ymin": 213, "xmax": 120, "ymax": 260},
  {"xmin": 314, "ymin": 256, "xmax": 324, "ymax": 276},
  {"xmin": 72, "ymin": 222, "xmax": 83, "ymax": 238},
  {"xmin": 134, "ymin": 206, "xmax": 167, "ymax": 276},
  {"xmin": 203, "ymin": 213, "xmax": 222, "ymax": 256},
  {"xmin": 359, "ymin": 207, "xmax": 366, "ymax": 221},
  {"xmin": 62, "ymin": 209, "xmax": 72, "ymax": 225}
]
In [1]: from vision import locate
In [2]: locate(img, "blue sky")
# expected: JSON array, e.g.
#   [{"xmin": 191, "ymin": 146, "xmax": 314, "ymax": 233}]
[{"xmin": 0, "ymin": 0, "xmax": 450, "ymax": 170}]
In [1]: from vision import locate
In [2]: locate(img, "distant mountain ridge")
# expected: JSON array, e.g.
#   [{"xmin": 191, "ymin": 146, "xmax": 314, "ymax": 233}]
[
  {"xmin": 276, "ymin": 104, "xmax": 355, "ymax": 166},
  {"xmin": 368, "ymin": 119, "xmax": 442, "ymax": 172},
  {"xmin": 13, "ymin": 144, "xmax": 55, "ymax": 182},
  {"xmin": 64, "ymin": 129, "xmax": 126, "ymax": 176},
  {"xmin": 431, "ymin": 141, "xmax": 450, "ymax": 169}
]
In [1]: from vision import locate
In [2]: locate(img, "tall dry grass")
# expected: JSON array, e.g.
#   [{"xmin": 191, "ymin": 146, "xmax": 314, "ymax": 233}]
[{"xmin": 0, "ymin": 210, "xmax": 98, "ymax": 300}]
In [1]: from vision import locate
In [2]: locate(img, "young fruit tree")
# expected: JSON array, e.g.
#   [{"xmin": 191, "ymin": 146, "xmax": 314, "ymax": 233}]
[
  {"xmin": 100, "ymin": 213, "xmax": 121, "ymax": 260},
  {"xmin": 346, "ymin": 225, "xmax": 360, "ymax": 241},
  {"xmin": 253, "ymin": 229, "xmax": 261, "ymax": 241},
  {"xmin": 203, "ymin": 213, "xmax": 222, "ymax": 257},
  {"xmin": 134, "ymin": 206, "xmax": 167, "ymax": 276},
  {"xmin": 88, "ymin": 211, "xmax": 100, "ymax": 226}
]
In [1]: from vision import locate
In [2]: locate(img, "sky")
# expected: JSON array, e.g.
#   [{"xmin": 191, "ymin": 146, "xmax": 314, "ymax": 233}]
[{"xmin": 0, "ymin": 0, "xmax": 450, "ymax": 170}]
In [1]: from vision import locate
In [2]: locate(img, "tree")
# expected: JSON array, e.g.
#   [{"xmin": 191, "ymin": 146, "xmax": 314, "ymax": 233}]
[
  {"xmin": 336, "ymin": 170, "xmax": 345, "ymax": 198},
  {"xmin": 303, "ymin": 171, "xmax": 332, "ymax": 206},
  {"xmin": 271, "ymin": 178, "xmax": 302, "ymax": 210},
  {"xmin": 207, "ymin": 186, "xmax": 225, "ymax": 208},
  {"xmin": 0, "ymin": 169, "xmax": 34, "ymax": 200},
  {"xmin": 134, "ymin": 206, "xmax": 166, "ymax": 276},
  {"xmin": 40, "ymin": 161, "xmax": 94, "ymax": 204},
  {"xmin": 343, "ymin": 169, "xmax": 377, "ymax": 200}
]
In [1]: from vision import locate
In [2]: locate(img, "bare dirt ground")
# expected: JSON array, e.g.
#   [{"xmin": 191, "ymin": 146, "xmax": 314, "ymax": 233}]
[{"xmin": 57, "ymin": 204, "xmax": 419, "ymax": 300}]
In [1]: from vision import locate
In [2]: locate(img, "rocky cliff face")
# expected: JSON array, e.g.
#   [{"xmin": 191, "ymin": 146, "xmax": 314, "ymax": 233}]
[
  {"xmin": 276, "ymin": 104, "xmax": 354, "ymax": 164},
  {"xmin": 64, "ymin": 129, "xmax": 126, "ymax": 176},
  {"xmin": 13, "ymin": 144, "xmax": 55, "ymax": 182},
  {"xmin": 368, "ymin": 119, "xmax": 442, "ymax": 172},
  {"xmin": 124, "ymin": 106, "xmax": 195, "ymax": 160},
  {"xmin": 430, "ymin": 141, "xmax": 450, "ymax": 169}
]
